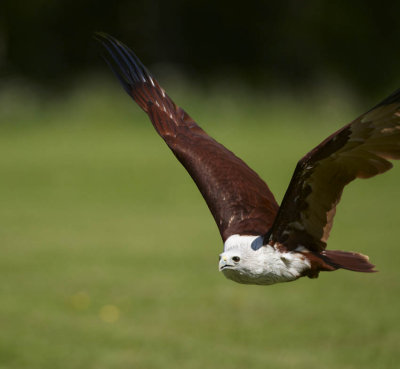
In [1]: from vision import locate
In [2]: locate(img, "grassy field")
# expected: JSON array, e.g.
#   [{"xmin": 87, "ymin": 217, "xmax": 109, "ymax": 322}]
[{"xmin": 0, "ymin": 80, "xmax": 399, "ymax": 369}]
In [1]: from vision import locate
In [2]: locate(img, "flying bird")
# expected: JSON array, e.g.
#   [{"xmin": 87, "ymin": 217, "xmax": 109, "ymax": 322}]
[{"xmin": 96, "ymin": 33, "xmax": 400, "ymax": 285}]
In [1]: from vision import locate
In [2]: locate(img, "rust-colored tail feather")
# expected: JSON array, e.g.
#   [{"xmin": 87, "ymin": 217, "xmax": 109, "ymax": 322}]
[{"xmin": 321, "ymin": 250, "xmax": 376, "ymax": 273}]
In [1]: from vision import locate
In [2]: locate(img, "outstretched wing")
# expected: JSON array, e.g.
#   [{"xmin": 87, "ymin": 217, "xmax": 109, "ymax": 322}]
[
  {"xmin": 96, "ymin": 33, "xmax": 279, "ymax": 242},
  {"xmin": 267, "ymin": 89, "xmax": 400, "ymax": 252}
]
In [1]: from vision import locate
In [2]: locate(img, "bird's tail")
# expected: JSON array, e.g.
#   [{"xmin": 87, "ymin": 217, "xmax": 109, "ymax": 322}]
[{"xmin": 320, "ymin": 250, "xmax": 376, "ymax": 273}]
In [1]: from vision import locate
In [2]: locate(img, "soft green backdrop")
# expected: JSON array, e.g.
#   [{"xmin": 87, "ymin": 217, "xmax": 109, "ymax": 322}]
[{"xmin": 0, "ymin": 80, "xmax": 399, "ymax": 369}]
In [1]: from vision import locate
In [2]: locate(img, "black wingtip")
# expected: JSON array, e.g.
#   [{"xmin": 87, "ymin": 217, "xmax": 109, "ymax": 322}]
[{"xmin": 95, "ymin": 32, "xmax": 153, "ymax": 95}]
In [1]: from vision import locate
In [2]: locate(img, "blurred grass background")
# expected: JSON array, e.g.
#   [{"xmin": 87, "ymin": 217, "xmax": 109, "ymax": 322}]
[{"xmin": 0, "ymin": 78, "xmax": 399, "ymax": 369}]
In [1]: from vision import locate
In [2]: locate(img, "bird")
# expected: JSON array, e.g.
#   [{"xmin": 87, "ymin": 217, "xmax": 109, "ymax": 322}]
[{"xmin": 96, "ymin": 33, "xmax": 400, "ymax": 285}]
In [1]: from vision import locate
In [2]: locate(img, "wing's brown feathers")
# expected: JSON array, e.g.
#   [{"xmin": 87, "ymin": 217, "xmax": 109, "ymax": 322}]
[
  {"xmin": 268, "ymin": 97, "xmax": 400, "ymax": 252},
  {"xmin": 97, "ymin": 33, "xmax": 279, "ymax": 242},
  {"xmin": 98, "ymin": 33, "xmax": 400, "ymax": 253}
]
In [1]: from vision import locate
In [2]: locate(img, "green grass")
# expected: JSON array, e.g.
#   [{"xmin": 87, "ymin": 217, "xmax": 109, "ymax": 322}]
[{"xmin": 0, "ymin": 79, "xmax": 399, "ymax": 369}]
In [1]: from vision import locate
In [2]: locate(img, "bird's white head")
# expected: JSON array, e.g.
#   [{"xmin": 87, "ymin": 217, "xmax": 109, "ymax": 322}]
[
  {"xmin": 218, "ymin": 235, "xmax": 265, "ymax": 284},
  {"xmin": 218, "ymin": 247, "xmax": 263, "ymax": 284},
  {"xmin": 218, "ymin": 250, "xmax": 243, "ymax": 271}
]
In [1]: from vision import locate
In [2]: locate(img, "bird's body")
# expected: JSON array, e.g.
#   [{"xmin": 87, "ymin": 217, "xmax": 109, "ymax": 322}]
[
  {"xmin": 97, "ymin": 33, "xmax": 400, "ymax": 285},
  {"xmin": 221, "ymin": 235, "xmax": 311, "ymax": 285}
]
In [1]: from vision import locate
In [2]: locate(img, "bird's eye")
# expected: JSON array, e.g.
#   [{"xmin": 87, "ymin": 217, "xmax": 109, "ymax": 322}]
[{"xmin": 232, "ymin": 256, "xmax": 240, "ymax": 262}]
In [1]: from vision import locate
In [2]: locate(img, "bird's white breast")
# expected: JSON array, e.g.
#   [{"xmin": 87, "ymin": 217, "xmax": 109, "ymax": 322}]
[{"xmin": 222, "ymin": 235, "xmax": 311, "ymax": 285}]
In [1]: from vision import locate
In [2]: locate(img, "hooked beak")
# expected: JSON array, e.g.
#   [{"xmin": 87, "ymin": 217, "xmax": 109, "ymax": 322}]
[{"xmin": 219, "ymin": 255, "xmax": 232, "ymax": 271}]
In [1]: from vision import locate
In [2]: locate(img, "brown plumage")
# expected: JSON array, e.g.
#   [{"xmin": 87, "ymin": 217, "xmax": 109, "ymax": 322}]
[
  {"xmin": 96, "ymin": 33, "xmax": 400, "ymax": 281},
  {"xmin": 97, "ymin": 33, "xmax": 279, "ymax": 242}
]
